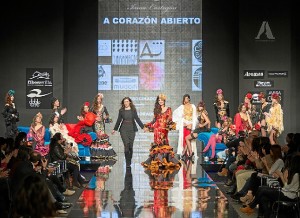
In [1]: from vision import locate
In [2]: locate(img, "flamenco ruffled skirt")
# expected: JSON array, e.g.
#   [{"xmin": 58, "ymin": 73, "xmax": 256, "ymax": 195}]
[
  {"xmin": 141, "ymin": 144, "xmax": 181, "ymax": 171},
  {"xmin": 90, "ymin": 140, "xmax": 117, "ymax": 159}
]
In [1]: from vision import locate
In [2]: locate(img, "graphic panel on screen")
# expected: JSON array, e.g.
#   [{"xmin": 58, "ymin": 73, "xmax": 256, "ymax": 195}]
[
  {"xmin": 112, "ymin": 40, "xmax": 138, "ymax": 65},
  {"xmin": 139, "ymin": 40, "xmax": 165, "ymax": 61},
  {"xmin": 98, "ymin": 65, "xmax": 111, "ymax": 90},
  {"xmin": 139, "ymin": 62, "xmax": 165, "ymax": 90},
  {"xmin": 98, "ymin": 0, "xmax": 202, "ymax": 147}
]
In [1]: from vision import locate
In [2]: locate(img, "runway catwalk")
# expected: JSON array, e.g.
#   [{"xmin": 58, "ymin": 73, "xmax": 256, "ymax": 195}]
[{"xmin": 67, "ymin": 151, "xmax": 245, "ymax": 218}]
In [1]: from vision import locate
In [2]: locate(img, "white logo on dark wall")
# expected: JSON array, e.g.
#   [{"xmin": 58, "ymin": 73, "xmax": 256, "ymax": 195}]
[
  {"xmin": 243, "ymin": 70, "xmax": 264, "ymax": 79},
  {"xmin": 255, "ymin": 21, "xmax": 275, "ymax": 40},
  {"xmin": 254, "ymin": 80, "xmax": 274, "ymax": 88},
  {"xmin": 26, "ymin": 68, "xmax": 53, "ymax": 109}
]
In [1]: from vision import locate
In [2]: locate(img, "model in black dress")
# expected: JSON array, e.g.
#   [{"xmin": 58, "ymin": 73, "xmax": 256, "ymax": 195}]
[
  {"xmin": 2, "ymin": 90, "xmax": 19, "ymax": 139},
  {"xmin": 112, "ymin": 97, "xmax": 145, "ymax": 167}
]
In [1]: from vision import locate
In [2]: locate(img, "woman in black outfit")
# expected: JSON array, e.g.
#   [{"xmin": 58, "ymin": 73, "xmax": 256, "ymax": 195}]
[
  {"xmin": 49, "ymin": 132, "xmax": 87, "ymax": 188},
  {"xmin": 2, "ymin": 90, "xmax": 19, "ymax": 139},
  {"xmin": 112, "ymin": 97, "xmax": 145, "ymax": 167}
]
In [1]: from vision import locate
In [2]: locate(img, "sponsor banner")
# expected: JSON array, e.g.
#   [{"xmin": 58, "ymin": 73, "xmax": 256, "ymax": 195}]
[
  {"xmin": 98, "ymin": 65, "xmax": 111, "ymax": 90},
  {"xmin": 243, "ymin": 70, "xmax": 264, "ymax": 79},
  {"xmin": 267, "ymin": 90, "xmax": 284, "ymax": 105},
  {"xmin": 267, "ymin": 71, "xmax": 288, "ymax": 78},
  {"xmin": 98, "ymin": 40, "xmax": 112, "ymax": 56},
  {"xmin": 248, "ymin": 91, "xmax": 262, "ymax": 105},
  {"xmin": 26, "ymin": 68, "xmax": 53, "ymax": 109},
  {"xmin": 113, "ymin": 76, "xmax": 138, "ymax": 90},
  {"xmin": 192, "ymin": 65, "xmax": 202, "ymax": 91},
  {"xmin": 254, "ymin": 80, "xmax": 274, "ymax": 88},
  {"xmin": 192, "ymin": 40, "xmax": 202, "ymax": 65},
  {"xmin": 139, "ymin": 40, "xmax": 165, "ymax": 61},
  {"xmin": 112, "ymin": 40, "xmax": 138, "ymax": 65},
  {"xmin": 255, "ymin": 21, "xmax": 275, "ymax": 41}
]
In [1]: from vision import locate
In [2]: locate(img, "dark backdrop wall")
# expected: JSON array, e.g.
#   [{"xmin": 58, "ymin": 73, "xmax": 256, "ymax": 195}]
[
  {"xmin": 0, "ymin": 0, "xmax": 64, "ymax": 133},
  {"xmin": 0, "ymin": 0, "xmax": 299, "ymax": 138}
]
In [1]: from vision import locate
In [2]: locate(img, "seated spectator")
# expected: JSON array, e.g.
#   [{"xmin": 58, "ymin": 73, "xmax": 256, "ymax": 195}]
[
  {"xmin": 241, "ymin": 155, "xmax": 300, "ymax": 217},
  {"xmin": 14, "ymin": 173, "xmax": 56, "ymax": 218},
  {"xmin": 49, "ymin": 133, "xmax": 88, "ymax": 188}
]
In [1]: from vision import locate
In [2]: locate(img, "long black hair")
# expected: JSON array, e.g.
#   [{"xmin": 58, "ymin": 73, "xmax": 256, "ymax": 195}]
[
  {"xmin": 287, "ymin": 155, "xmax": 300, "ymax": 185},
  {"xmin": 120, "ymin": 97, "xmax": 136, "ymax": 111},
  {"xmin": 49, "ymin": 132, "xmax": 62, "ymax": 151},
  {"xmin": 154, "ymin": 96, "xmax": 165, "ymax": 116},
  {"xmin": 182, "ymin": 94, "xmax": 190, "ymax": 105}
]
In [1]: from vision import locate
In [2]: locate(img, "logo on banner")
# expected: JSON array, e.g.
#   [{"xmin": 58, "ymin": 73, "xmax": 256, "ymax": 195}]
[
  {"xmin": 248, "ymin": 91, "xmax": 261, "ymax": 104},
  {"xmin": 267, "ymin": 90, "xmax": 284, "ymax": 105},
  {"xmin": 98, "ymin": 40, "xmax": 112, "ymax": 56},
  {"xmin": 98, "ymin": 65, "xmax": 111, "ymax": 90},
  {"xmin": 243, "ymin": 70, "xmax": 264, "ymax": 79},
  {"xmin": 254, "ymin": 80, "xmax": 274, "ymax": 88},
  {"xmin": 113, "ymin": 76, "xmax": 138, "ymax": 90},
  {"xmin": 192, "ymin": 40, "xmax": 202, "ymax": 65},
  {"xmin": 255, "ymin": 21, "xmax": 275, "ymax": 41},
  {"xmin": 26, "ymin": 68, "xmax": 53, "ymax": 109},
  {"xmin": 139, "ymin": 40, "xmax": 165, "ymax": 60},
  {"xmin": 112, "ymin": 40, "xmax": 138, "ymax": 65},
  {"xmin": 268, "ymin": 71, "xmax": 288, "ymax": 78},
  {"xmin": 192, "ymin": 66, "xmax": 202, "ymax": 91}
]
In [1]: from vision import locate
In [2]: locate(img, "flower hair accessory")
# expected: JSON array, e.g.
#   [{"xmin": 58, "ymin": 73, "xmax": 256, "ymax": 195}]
[
  {"xmin": 230, "ymin": 124, "xmax": 236, "ymax": 130},
  {"xmin": 98, "ymin": 93, "xmax": 104, "ymax": 99},
  {"xmin": 271, "ymin": 92, "xmax": 280, "ymax": 100},
  {"xmin": 8, "ymin": 89, "xmax": 15, "ymax": 96},
  {"xmin": 216, "ymin": 89, "xmax": 223, "ymax": 95},
  {"xmin": 158, "ymin": 94, "xmax": 166, "ymax": 101},
  {"xmin": 246, "ymin": 93, "xmax": 253, "ymax": 100},
  {"xmin": 84, "ymin": 102, "xmax": 90, "ymax": 107}
]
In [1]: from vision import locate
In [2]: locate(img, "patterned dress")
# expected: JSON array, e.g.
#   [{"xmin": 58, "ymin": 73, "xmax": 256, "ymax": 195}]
[
  {"xmin": 90, "ymin": 105, "xmax": 116, "ymax": 159},
  {"xmin": 27, "ymin": 125, "xmax": 49, "ymax": 156},
  {"xmin": 142, "ymin": 107, "xmax": 181, "ymax": 170},
  {"xmin": 266, "ymin": 103, "xmax": 284, "ymax": 137},
  {"xmin": 213, "ymin": 100, "xmax": 230, "ymax": 124}
]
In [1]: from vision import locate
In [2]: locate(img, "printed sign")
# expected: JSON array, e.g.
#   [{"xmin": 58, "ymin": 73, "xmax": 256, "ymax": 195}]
[
  {"xmin": 113, "ymin": 76, "xmax": 138, "ymax": 90},
  {"xmin": 267, "ymin": 71, "xmax": 288, "ymax": 78},
  {"xmin": 26, "ymin": 68, "xmax": 53, "ymax": 109},
  {"xmin": 243, "ymin": 70, "xmax": 264, "ymax": 79},
  {"xmin": 254, "ymin": 80, "xmax": 274, "ymax": 88}
]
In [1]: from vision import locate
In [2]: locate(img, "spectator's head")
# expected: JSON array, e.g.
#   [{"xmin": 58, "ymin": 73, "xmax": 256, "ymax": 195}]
[
  {"xmin": 0, "ymin": 137, "xmax": 7, "ymax": 151},
  {"xmin": 270, "ymin": 144, "xmax": 282, "ymax": 161},
  {"xmin": 286, "ymin": 133, "xmax": 294, "ymax": 144},
  {"xmin": 15, "ymin": 132, "xmax": 27, "ymax": 147},
  {"xmin": 15, "ymin": 173, "xmax": 55, "ymax": 218},
  {"xmin": 29, "ymin": 151, "xmax": 42, "ymax": 167}
]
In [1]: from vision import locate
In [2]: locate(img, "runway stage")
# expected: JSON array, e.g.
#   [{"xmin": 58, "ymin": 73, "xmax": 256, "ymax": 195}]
[{"xmin": 64, "ymin": 152, "xmax": 258, "ymax": 218}]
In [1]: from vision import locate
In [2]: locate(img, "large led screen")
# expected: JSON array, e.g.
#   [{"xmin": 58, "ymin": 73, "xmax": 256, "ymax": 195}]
[{"xmin": 98, "ymin": 0, "xmax": 202, "ymax": 147}]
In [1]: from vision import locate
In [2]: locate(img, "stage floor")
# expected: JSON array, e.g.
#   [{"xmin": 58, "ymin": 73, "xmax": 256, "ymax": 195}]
[{"xmin": 66, "ymin": 152, "xmax": 257, "ymax": 218}]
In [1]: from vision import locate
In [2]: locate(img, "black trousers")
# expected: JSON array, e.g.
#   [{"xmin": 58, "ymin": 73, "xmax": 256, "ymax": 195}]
[
  {"xmin": 249, "ymin": 186, "xmax": 293, "ymax": 218},
  {"xmin": 120, "ymin": 128, "xmax": 136, "ymax": 165}
]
